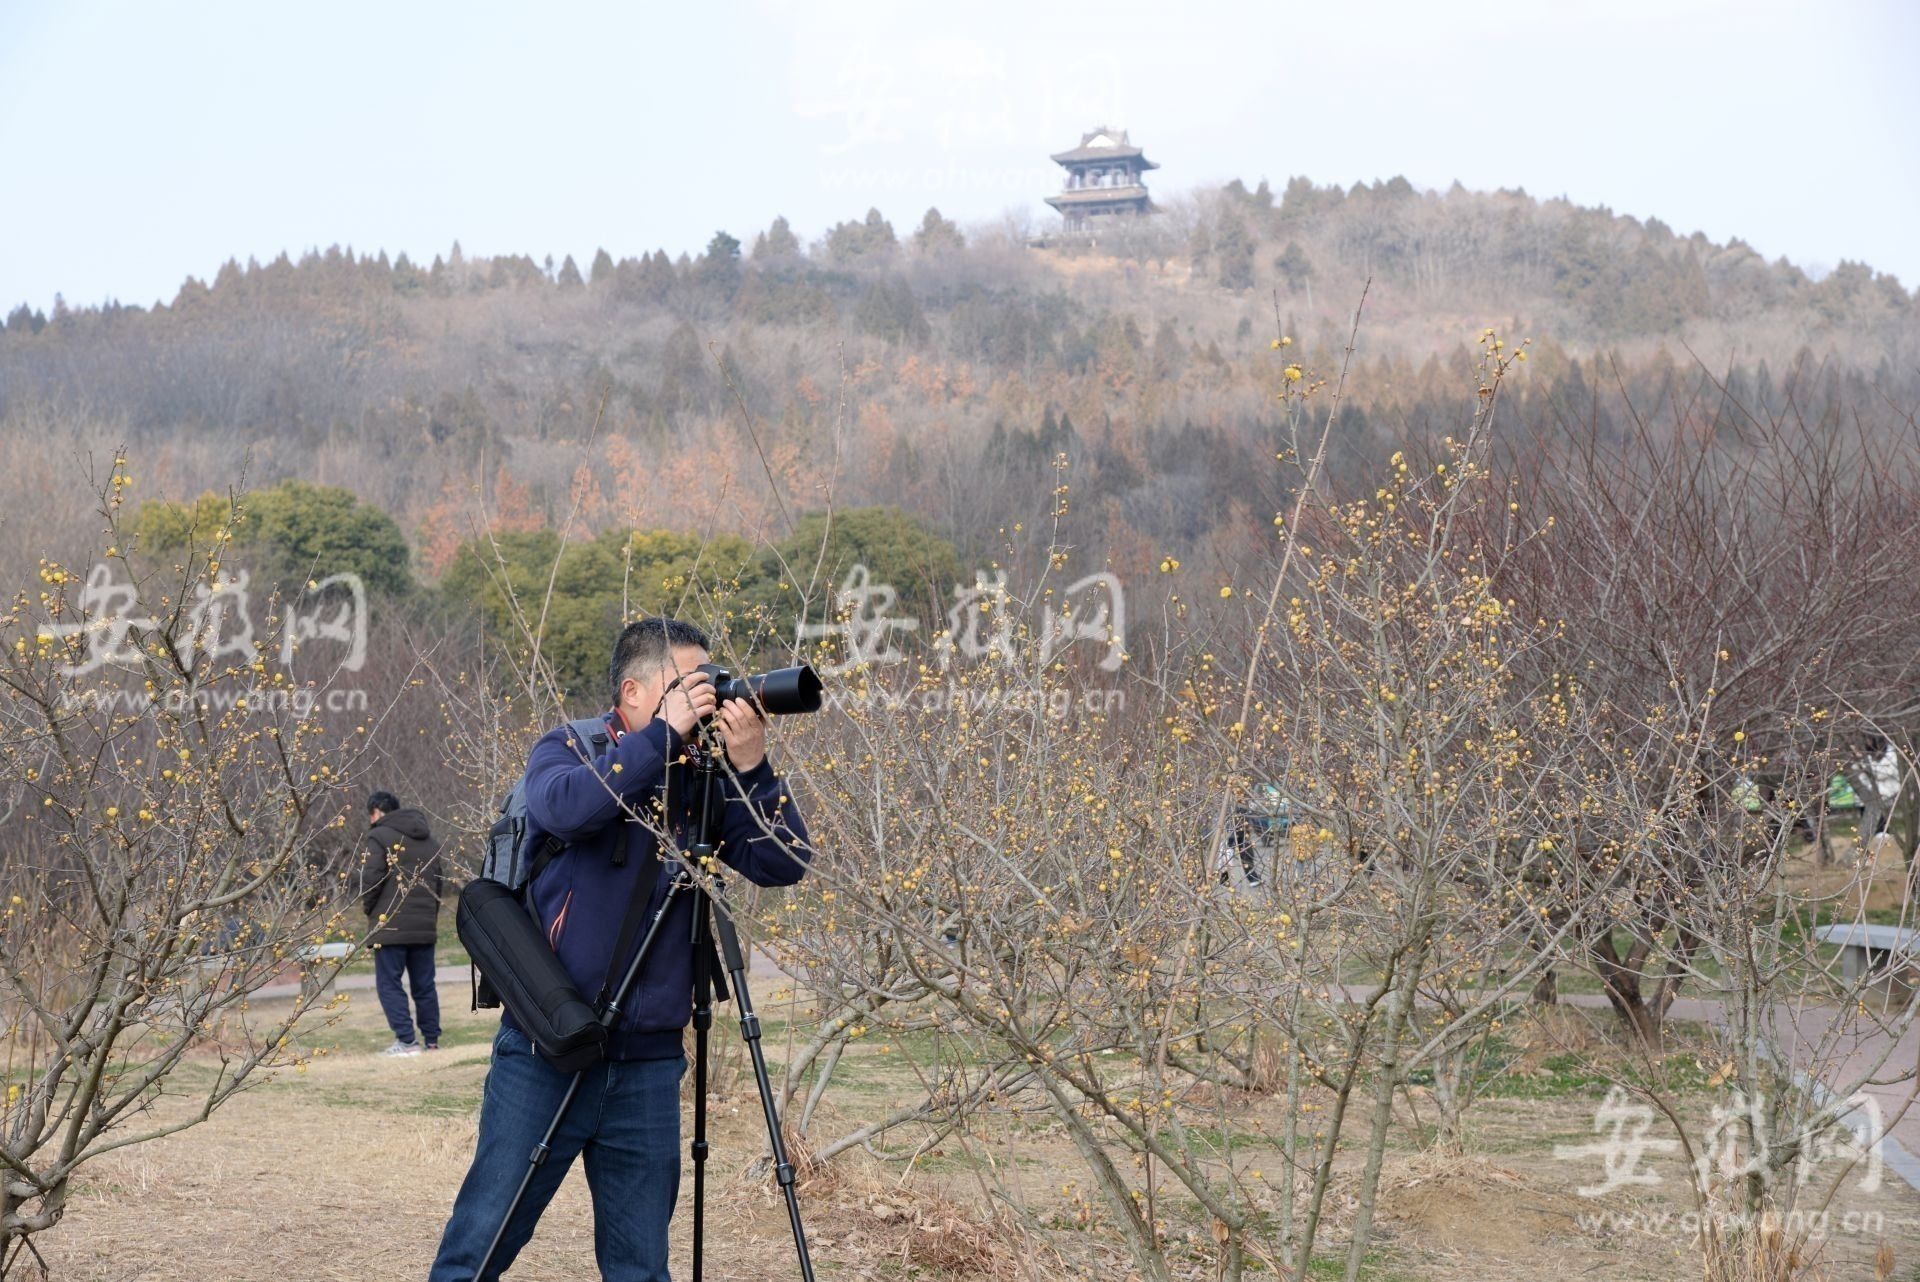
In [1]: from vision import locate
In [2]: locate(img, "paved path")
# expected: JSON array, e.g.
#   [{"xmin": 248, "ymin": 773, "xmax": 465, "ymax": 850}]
[
  {"xmin": 1355, "ymin": 983, "xmax": 1920, "ymax": 1191},
  {"xmin": 1552, "ymin": 990, "xmax": 1920, "ymax": 1185}
]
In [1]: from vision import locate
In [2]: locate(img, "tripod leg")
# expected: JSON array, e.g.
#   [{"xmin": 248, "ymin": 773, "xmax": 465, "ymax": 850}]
[
  {"xmin": 475, "ymin": 1071, "xmax": 584, "ymax": 1280},
  {"xmin": 687, "ymin": 765, "xmax": 723, "ymax": 1282},
  {"xmin": 476, "ymin": 878, "xmax": 687, "ymax": 1280},
  {"xmin": 690, "ymin": 889, "xmax": 713, "ymax": 1282},
  {"xmin": 709, "ymin": 896, "xmax": 817, "ymax": 1282}
]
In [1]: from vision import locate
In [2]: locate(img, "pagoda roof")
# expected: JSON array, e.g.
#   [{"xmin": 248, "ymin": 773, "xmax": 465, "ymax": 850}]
[{"xmin": 1050, "ymin": 127, "xmax": 1159, "ymax": 168}]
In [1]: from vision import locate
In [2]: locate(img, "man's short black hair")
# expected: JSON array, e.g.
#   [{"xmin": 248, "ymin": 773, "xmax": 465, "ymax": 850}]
[
  {"xmin": 368, "ymin": 790, "xmax": 401, "ymax": 816},
  {"xmin": 609, "ymin": 616, "xmax": 711, "ymax": 705}
]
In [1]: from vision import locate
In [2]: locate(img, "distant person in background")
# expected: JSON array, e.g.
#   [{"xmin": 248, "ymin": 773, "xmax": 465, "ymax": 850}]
[
  {"xmin": 1847, "ymin": 735, "xmax": 1902, "ymax": 841},
  {"xmin": 361, "ymin": 790, "xmax": 445, "ymax": 1057},
  {"xmin": 1212, "ymin": 801, "xmax": 1263, "ymax": 888}
]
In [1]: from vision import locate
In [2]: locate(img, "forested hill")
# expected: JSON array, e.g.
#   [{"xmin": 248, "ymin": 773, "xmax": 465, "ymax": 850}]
[{"xmin": 3, "ymin": 176, "xmax": 1915, "ymax": 583}]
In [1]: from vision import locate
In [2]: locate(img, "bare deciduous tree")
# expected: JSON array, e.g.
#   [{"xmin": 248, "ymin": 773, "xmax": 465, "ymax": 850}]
[{"xmin": 1, "ymin": 465, "xmax": 375, "ymax": 1275}]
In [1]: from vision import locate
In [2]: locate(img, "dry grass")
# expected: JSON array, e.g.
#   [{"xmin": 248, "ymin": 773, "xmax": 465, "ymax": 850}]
[
  {"xmin": 1782, "ymin": 831, "xmax": 1914, "ymax": 918},
  {"xmin": 32, "ymin": 990, "xmax": 1035, "ymax": 1282},
  {"xmin": 800, "ymin": 1185, "xmax": 1026, "ymax": 1281},
  {"xmin": 1373, "ymin": 1152, "xmax": 1589, "ymax": 1260},
  {"xmin": 24, "ymin": 980, "xmax": 1920, "ymax": 1282}
]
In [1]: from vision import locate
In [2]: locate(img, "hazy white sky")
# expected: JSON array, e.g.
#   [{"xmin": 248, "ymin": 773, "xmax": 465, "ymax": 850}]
[{"xmin": 2, "ymin": 0, "xmax": 1915, "ymax": 312}]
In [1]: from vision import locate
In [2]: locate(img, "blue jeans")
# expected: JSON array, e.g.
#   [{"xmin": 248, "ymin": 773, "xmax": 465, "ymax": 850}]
[
  {"xmin": 430, "ymin": 1024, "xmax": 685, "ymax": 1281},
  {"xmin": 373, "ymin": 942, "xmax": 441, "ymax": 1045}
]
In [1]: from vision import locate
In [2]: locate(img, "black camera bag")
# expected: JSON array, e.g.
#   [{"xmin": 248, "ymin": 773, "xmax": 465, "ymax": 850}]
[{"xmin": 457, "ymin": 876, "xmax": 607, "ymax": 1073}]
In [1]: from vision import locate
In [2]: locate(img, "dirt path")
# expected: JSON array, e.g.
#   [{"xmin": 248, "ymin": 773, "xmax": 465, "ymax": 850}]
[{"xmin": 29, "ymin": 969, "xmax": 1920, "ymax": 1280}]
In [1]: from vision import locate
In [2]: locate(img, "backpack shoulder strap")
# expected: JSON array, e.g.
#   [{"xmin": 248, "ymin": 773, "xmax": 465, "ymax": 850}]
[
  {"xmin": 563, "ymin": 714, "xmax": 612, "ymax": 759},
  {"xmin": 568, "ymin": 713, "xmax": 626, "ymax": 865},
  {"xmin": 521, "ymin": 715, "xmax": 616, "ymax": 893},
  {"xmin": 524, "ymin": 833, "xmax": 565, "ymax": 891}
]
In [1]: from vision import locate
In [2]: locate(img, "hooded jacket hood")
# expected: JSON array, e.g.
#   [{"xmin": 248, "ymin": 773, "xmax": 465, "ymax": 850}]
[{"xmin": 377, "ymin": 807, "xmax": 434, "ymax": 842}]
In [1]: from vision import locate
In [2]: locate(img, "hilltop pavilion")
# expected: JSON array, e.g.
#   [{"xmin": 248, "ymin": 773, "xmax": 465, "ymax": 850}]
[{"xmin": 1044, "ymin": 127, "xmax": 1159, "ymax": 234}]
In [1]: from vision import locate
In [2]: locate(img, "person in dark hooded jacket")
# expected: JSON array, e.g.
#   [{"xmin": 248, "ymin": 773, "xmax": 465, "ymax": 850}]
[{"xmin": 360, "ymin": 791, "xmax": 445, "ymax": 1056}]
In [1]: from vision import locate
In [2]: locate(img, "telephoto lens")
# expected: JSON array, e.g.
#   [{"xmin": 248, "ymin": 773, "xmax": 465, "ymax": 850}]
[{"xmin": 695, "ymin": 663, "xmax": 823, "ymax": 716}]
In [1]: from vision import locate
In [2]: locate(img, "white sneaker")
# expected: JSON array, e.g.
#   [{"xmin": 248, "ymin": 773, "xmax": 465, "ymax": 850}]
[{"xmin": 380, "ymin": 1040, "xmax": 423, "ymax": 1057}]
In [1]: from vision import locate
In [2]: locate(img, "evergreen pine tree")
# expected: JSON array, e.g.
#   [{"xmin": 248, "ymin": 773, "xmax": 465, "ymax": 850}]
[
  {"xmin": 758, "ymin": 215, "xmax": 801, "ymax": 259},
  {"xmin": 1215, "ymin": 212, "xmax": 1255, "ymax": 291},
  {"xmin": 698, "ymin": 231, "xmax": 742, "ymax": 299},
  {"xmin": 913, "ymin": 207, "xmax": 965, "ymax": 253}
]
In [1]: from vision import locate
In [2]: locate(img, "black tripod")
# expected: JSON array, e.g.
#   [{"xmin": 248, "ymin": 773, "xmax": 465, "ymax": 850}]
[{"xmin": 475, "ymin": 748, "xmax": 816, "ymax": 1282}]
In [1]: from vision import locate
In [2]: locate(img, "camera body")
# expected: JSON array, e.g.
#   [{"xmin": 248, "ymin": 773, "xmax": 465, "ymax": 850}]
[{"xmin": 694, "ymin": 663, "xmax": 824, "ymax": 717}]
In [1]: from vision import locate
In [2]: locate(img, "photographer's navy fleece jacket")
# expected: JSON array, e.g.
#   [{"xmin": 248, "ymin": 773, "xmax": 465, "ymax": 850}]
[{"xmin": 507, "ymin": 711, "xmax": 812, "ymax": 1061}]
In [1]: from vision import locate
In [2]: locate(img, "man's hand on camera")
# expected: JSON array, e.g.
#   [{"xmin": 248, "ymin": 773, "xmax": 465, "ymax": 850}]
[
  {"xmin": 658, "ymin": 669, "xmax": 717, "ymax": 738},
  {"xmin": 715, "ymin": 697, "xmax": 767, "ymax": 773}
]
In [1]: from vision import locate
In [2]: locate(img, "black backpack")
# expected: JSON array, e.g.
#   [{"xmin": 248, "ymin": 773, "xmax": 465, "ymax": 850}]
[
  {"xmin": 462, "ymin": 716, "xmax": 609, "ymax": 1045},
  {"xmin": 480, "ymin": 715, "xmax": 610, "ymax": 892}
]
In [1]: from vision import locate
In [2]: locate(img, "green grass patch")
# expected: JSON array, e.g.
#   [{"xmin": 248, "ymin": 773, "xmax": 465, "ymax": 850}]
[
  {"xmin": 1168, "ymin": 1126, "xmax": 1283, "ymax": 1155},
  {"xmin": 1482, "ymin": 1049, "xmax": 1714, "ymax": 1100},
  {"xmin": 1303, "ymin": 1253, "xmax": 1406, "ymax": 1280}
]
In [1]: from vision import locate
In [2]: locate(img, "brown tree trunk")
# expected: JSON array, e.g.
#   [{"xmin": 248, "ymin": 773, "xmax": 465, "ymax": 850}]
[
  {"xmin": 1531, "ymin": 967, "xmax": 1558, "ymax": 1005},
  {"xmin": 1591, "ymin": 933, "xmax": 1665, "ymax": 1045}
]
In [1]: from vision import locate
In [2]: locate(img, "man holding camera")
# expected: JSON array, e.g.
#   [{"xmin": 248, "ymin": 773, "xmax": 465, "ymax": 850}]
[{"xmin": 430, "ymin": 617, "xmax": 812, "ymax": 1282}]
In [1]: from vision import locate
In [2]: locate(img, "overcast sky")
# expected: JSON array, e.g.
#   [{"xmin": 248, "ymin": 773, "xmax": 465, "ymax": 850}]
[{"xmin": 2, "ymin": 0, "xmax": 1915, "ymax": 312}]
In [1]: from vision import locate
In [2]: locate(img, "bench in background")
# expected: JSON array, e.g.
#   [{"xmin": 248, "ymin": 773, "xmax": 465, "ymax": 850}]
[{"xmin": 1812, "ymin": 924, "xmax": 1920, "ymax": 984}]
